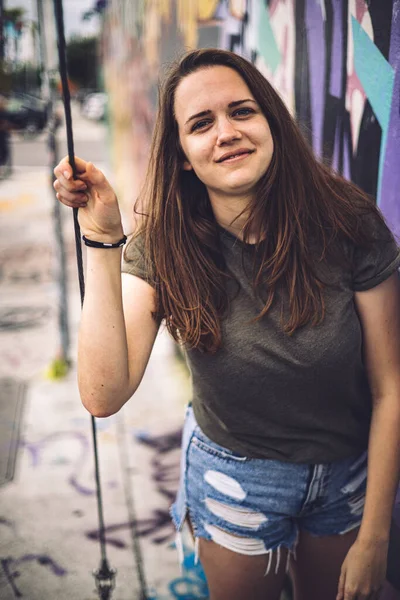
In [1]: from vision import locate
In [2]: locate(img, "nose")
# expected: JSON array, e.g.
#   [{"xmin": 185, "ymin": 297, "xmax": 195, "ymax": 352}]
[{"xmin": 216, "ymin": 116, "xmax": 242, "ymax": 146}]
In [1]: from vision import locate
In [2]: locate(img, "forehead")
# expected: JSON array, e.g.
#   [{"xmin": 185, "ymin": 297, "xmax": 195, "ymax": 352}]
[{"xmin": 174, "ymin": 66, "xmax": 253, "ymax": 123}]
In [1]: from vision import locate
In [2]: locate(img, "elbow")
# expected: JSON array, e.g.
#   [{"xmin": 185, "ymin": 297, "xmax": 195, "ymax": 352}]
[
  {"xmin": 83, "ymin": 403, "xmax": 118, "ymax": 418},
  {"xmin": 80, "ymin": 389, "xmax": 134, "ymax": 418}
]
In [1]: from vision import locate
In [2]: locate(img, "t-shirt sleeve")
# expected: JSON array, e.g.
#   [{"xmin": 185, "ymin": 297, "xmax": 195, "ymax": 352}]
[
  {"xmin": 352, "ymin": 210, "xmax": 400, "ymax": 291},
  {"xmin": 121, "ymin": 232, "xmax": 156, "ymax": 287}
]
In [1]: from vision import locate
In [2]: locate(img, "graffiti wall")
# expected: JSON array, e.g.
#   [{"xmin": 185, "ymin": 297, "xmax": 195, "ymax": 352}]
[
  {"xmin": 100, "ymin": 2, "xmax": 400, "ymax": 597},
  {"xmin": 103, "ymin": 0, "xmax": 400, "ymax": 238}
]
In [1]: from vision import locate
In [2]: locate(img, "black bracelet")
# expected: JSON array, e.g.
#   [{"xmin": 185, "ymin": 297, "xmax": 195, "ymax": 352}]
[{"xmin": 82, "ymin": 234, "xmax": 127, "ymax": 248}]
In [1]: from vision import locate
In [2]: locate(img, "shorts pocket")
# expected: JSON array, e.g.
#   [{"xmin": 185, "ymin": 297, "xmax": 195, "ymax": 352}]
[
  {"xmin": 340, "ymin": 450, "xmax": 368, "ymax": 496},
  {"xmin": 192, "ymin": 427, "xmax": 248, "ymax": 463},
  {"xmin": 170, "ymin": 405, "xmax": 197, "ymax": 531}
]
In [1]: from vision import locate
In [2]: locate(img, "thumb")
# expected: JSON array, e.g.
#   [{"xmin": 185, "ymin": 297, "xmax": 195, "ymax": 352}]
[{"xmin": 84, "ymin": 162, "xmax": 109, "ymax": 189}]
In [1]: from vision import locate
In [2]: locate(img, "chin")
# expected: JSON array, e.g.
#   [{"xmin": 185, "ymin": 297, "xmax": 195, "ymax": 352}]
[
  {"xmin": 224, "ymin": 177, "xmax": 258, "ymax": 194},
  {"xmin": 206, "ymin": 175, "xmax": 259, "ymax": 198}
]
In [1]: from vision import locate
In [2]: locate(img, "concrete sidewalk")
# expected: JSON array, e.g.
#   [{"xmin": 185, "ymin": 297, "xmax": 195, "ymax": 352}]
[{"xmin": 0, "ymin": 159, "xmax": 199, "ymax": 599}]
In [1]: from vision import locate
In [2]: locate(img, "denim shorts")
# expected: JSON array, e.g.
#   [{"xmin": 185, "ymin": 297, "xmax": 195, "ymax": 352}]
[{"xmin": 170, "ymin": 405, "xmax": 367, "ymax": 574}]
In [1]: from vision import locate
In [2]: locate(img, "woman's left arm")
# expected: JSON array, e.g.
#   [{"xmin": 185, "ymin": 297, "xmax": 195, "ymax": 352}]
[
  {"xmin": 337, "ymin": 271, "xmax": 400, "ymax": 600},
  {"xmin": 355, "ymin": 271, "xmax": 400, "ymax": 543}
]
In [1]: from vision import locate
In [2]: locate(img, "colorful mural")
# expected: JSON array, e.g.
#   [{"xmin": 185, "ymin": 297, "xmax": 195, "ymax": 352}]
[{"xmin": 103, "ymin": 0, "xmax": 400, "ymax": 238}]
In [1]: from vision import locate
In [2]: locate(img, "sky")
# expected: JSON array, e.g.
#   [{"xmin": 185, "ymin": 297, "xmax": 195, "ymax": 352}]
[{"xmin": 6, "ymin": 0, "xmax": 100, "ymax": 40}]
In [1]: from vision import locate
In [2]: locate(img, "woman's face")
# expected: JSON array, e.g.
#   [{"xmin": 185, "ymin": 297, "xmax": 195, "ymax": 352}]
[{"xmin": 174, "ymin": 66, "xmax": 274, "ymax": 202}]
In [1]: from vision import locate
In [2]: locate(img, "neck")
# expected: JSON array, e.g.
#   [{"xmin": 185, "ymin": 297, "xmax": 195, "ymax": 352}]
[{"xmin": 208, "ymin": 190, "xmax": 256, "ymax": 242}]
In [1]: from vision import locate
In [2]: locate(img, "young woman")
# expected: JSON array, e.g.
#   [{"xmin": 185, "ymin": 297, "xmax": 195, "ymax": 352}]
[{"xmin": 54, "ymin": 49, "xmax": 400, "ymax": 600}]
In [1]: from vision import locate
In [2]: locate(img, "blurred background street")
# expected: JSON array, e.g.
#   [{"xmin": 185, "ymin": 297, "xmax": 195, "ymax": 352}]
[{"xmin": 0, "ymin": 99, "xmax": 198, "ymax": 600}]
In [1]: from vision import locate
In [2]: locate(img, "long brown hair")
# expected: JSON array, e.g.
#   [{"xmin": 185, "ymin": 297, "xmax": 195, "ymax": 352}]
[{"xmin": 125, "ymin": 48, "xmax": 391, "ymax": 353}]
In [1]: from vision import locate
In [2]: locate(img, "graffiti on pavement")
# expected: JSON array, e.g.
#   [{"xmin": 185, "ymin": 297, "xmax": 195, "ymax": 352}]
[
  {"xmin": 85, "ymin": 428, "xmax": 182, "ymax": 547},
  {"xmin": 0, "ymin": 554, "xmax": 67, "ymax": 598},
  {"xmin": 20, "ymin": 431, "xmax": 101, "ymax": 496}
]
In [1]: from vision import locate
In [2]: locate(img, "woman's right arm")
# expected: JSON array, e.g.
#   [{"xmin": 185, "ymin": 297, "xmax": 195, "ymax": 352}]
[{"xmin": 54, "ymin": 157, "xmax": 159, "ymax": 417}]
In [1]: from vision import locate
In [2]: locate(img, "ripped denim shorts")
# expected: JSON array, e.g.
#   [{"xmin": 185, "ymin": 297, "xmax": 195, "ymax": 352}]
[{"xmin": 170, "ymin": 405, "xmax": 368, "ymax": 575}]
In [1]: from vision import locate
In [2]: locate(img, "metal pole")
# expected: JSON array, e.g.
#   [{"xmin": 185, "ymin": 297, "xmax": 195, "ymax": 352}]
[
  {"xmin": 37, "ymin": 0, "xmax": 70, "ymax": 373},
  {"xmin": 0, "ymin": 0, "xmax": 5, "ymax": 62}
]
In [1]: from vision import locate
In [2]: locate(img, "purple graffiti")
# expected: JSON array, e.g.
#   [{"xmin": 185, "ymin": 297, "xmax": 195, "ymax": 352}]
[
  {"xmin": 20, "ymin": 431, "xmax": 99, "ymax": 496},
  {"xmin": 85, "ymin": 509, "xmax": 174, "ymax": 548},
  {"xmin": 0, "ymin": 516, "xmax": 16, "ymax": 531},
  {"xmin": 329, "ymin": 0, "xmax": 345, "ymax": 99},
  {"xmin": 137, "ymin": 429, "xmax": 182, "ymax": 503},
  {"xmin": 1, "ymin": 554, "xmax": 67, "ymax": 598},
  {"xmin": 305, "ymin": 0, "xmax": 326, "ymax": 158},
  {"xmin": 85, "ymin": 428, "xmax": 182, "ymax": 549},
  {"xmin": 380, "ymin": 0, "xmax": 400, "ymax": 237}
]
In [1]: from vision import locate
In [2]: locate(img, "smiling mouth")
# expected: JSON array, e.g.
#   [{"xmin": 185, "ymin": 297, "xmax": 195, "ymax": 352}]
[{"xmin": 217, "ymin": 150, "xmax": 254, "ymax": 163}]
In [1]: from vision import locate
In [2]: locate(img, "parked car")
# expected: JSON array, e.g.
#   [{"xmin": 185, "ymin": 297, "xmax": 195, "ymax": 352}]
[
  {"xmin": 81, "ymin": 92, "xmax": 107, "ymax": 121},
  {"xmin": 75, "ymin": 87, "xmax": 99, "ymax": 107},
  {"xmin": 5, "ymin": 93, "xmax": 49, "ymax": 137}
]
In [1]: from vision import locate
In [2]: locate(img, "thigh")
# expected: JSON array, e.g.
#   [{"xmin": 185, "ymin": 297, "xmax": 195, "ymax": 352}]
[
  {"xmin": 198, "ymin": 535, "xmax": 288, "ymax": 600},
  {"xmin": 290, "ymin": 526, "xmax": 360, "ymax": 600}
]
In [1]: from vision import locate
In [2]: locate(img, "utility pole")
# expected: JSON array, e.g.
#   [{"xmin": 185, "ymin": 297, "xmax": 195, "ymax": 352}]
[
  {"xmin": 36, "ymin": 0, "xmax": 50, "ymax": 99},
  {"xmin": 37, "ymin": 0, "xmax": 71, "ymax": 377},
  {"xmin": 0, "ymin": 0, "xmax": 4, "ymax": 62}
]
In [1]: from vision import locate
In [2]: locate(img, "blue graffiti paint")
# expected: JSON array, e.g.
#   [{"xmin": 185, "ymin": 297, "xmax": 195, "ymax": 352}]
[
  {"xmin": 147, "ymin": 547, "xmax": 208, "ymax": 600},
  {"xmin": 351, "ymin": 15, "xmax": 395, "ymax": 203},
  {"xmin": 351, "ymin": 16, "xmax": 394, "ymax": 132},
  {"xmin": 258, "ymin": 5, "xmax": 281, "ymax": 73}
]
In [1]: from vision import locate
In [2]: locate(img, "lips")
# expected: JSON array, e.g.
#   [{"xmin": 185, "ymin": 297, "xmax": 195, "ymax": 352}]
[{"xmin": 216, "ymin": 148, "xmax": 254, "ymax": 162}]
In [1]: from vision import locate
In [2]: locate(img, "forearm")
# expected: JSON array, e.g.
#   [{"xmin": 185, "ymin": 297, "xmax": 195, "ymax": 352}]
[
  {"xmin": 78, "ymin": 246, "xmax": 130, "ymax": 416},
  {"xmin": 358, "ymin": 394, "xmax": 400, "ymax": 543}
]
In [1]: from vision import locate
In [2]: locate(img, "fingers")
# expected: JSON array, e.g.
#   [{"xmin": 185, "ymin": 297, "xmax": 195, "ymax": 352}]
[
  {"xmin": 340, "ymin": 587, "xmax": 382, "ymax": 600},
  {"xmin": 83, "ymin": 161, "xmax": 110, "ymax": 189},
  {"xmin": 54, "ymin": 170, "xmax": 87, "ymax": 192},
  {"xmin": 337, "ymin": 572, "xmax": 345, "ymax": 600},
  {"xmin": 53, "ymin": 175, "xmax": 87, "ymax": 198},
  {"xmin": 54, "ymin": 157, "xmax": 109, "ymax": 190},
  {"xmin": 54, "ymin": 156, "xmax": 87, "ymax": 189},
  {"xmin": 55, "ymin": 155, "xmax": 88, "ymax": 177},
  {"xmin": 55, "ymin": 191, "xmax": 87, "ymax": 209},
  {"xmin": 54, "ymin": 174, "xmax": 88, "ymax": 207},
  {"xmin": 370, "ymin": 586, "xmax": 384, "ymax": 600},
  {"xmin": 53, "ymin": 157, "xmax": 115, "ymax": 212},
  {"xmin": 54, "ymin": 156, "xmax": 89, "ymax": 207}
]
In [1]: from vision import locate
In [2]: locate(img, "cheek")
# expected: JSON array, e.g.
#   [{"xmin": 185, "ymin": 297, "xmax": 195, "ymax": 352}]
[
  {"xmin": 186, "ymin": 141, "xmax": 213, "ymax": 169},
  {"xmin": 259, "ymin": 128, "xmax": 274, "ymax": 160}
]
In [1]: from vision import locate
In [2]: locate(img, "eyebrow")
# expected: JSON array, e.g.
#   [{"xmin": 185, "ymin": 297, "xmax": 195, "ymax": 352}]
[{"xmin": 184, "ymin": 98, "xmax": 257, "ymax": 127}]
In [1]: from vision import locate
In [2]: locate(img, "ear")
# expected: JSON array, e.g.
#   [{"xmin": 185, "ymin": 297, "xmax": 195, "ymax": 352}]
[{"xmin": 182, "ymin": 160, "xmax": 193, "ymax": 171}]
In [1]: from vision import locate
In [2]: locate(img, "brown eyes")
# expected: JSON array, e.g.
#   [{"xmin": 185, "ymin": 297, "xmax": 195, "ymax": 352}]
[{"xmin": 191, "ymin": 107, "xmax": 255, "ymax": 132}]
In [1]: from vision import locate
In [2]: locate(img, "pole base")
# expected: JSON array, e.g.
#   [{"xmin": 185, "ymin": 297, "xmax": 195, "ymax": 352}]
[
  {"xmin": 44, "ymin": 357, "xmax": 70, "ymax": 380},
  {"xmin": 93, "ymin": 559, "xmax": 117, "ymax": 600}
]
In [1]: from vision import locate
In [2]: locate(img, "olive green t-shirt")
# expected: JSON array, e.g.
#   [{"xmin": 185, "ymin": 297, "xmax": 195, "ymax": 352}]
[{"xmin": 122, "ymin": 213, "xmax": 400, "ymax": 463}]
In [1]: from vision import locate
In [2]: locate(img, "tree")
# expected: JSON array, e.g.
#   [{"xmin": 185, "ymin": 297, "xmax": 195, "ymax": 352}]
[{"xmin": 66, "ymin": 35, "xmax": 101, "ymax": 90}]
